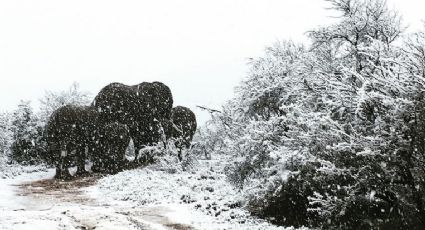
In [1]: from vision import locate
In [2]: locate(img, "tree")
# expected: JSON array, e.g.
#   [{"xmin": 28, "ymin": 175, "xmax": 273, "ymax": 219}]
[
  {"xmin": 0, "ymin": 112, "xmax": 12, "ymax": 159},
  {"xmin": 198, "ymin": 0, "xmax": 425, "ymax": 228},
  {"xmin": 10, "ymin": 101, "xmax": 42, "ymax": 164},
  {"xmin": 38, "ymin": 82, "xmax": 91, "ymax": 124}
]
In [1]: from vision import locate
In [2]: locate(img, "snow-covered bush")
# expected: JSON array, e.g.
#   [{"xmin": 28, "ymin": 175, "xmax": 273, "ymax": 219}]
[
  {"xmin": 38, "ymin": 82, "xmax": 91, "ymax": 124},
  {"xmin": 9, "ymin": 100, "xmax": 45, "ymax": 164},
  {"xmin": 0, "ymin": 112, "xmax": 13, "ymax": 173},
  {"xmin": 198, "ymin": 0, "xmax": 425, "ymax": 229},
  {"xmin": 0, "ymin": 112, "xmax": 12, "ymax": 158},
  {"xmin": 191, "ymin": 110, "xmax": 234, "ymax": 159}
]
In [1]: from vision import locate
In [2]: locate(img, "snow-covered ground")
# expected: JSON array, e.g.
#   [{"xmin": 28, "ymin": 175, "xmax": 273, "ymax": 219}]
[
  {"xmin": 0, "ymin": 167, "xmax": 192, "ymax": 230},
  {"xmin": 0, "ymin": 157, "xmax": 305, "ymax": 230},
  {"xmin": 89, "ymin": 156, "xmax": 302, "ymax": 230},
  {"xmin": 0, "ymin": 168, "xmax": 54, "ymax": 211}
]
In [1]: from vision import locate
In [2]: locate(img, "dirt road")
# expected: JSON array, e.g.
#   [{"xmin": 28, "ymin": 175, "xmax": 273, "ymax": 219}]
[{"xmin": 0, "ymin": 170, "xmax": 194, "ymax": 230}]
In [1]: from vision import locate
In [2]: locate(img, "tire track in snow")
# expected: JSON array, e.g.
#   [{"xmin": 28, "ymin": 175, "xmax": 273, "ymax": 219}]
[{"xmin": 4, "ymin": 171, "xmax": 194, "ymax": 230}]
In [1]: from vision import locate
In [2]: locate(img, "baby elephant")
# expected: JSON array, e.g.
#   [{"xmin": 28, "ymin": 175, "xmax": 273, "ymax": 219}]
[
  {"xmin": 92, "ymin": 122, "xmax": 131, "ymax": 174},
  {"xmin": 166, "ymin": 106, "xmax": 197, "ymax": 161}
]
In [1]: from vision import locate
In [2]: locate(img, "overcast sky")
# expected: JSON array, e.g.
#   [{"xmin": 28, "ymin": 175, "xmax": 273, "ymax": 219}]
[{"xmin": 0, "ymin": 0, "xmax": 424, "ymax": 124}]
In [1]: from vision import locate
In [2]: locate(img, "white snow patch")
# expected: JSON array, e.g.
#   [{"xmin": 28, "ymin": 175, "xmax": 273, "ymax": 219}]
[
  {"xmin": 0, "ymin": 168, "xmax": 54, "ymax": 211},
  {"xmin": 89, "ymin": 158, "xmax": 305, "ymax": 230}
]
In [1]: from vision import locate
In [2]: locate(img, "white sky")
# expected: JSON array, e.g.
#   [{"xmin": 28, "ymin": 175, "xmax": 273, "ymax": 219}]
[{"xmin": 0, "ymin": 0, "xmax": 424, "ymax": 124}]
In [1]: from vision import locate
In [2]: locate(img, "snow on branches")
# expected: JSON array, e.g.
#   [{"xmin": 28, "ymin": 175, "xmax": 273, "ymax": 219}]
[{"xmin": 197, "ymin": 0, "xmax": 425, "ymax": 228}]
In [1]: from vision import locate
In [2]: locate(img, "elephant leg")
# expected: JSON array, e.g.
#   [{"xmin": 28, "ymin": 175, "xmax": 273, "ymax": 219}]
[
  {"xmin": 54, "ymin": 156, "xmax": 63, "ymax": 179},
  {"xmin": 112, "ymin": 147, "xmax": 122, "ymax": 174},
  {"xmin": 118, "ymin": 146, "xmax": 128, "ymax": 172},
  {"xmin": 146, "ymin": 146, "xmax": 155, "ymax": 164},
  {"xmin": 91, "ymin": 158, "xmax": 100, "ymax": 173},
  {"xmin": 117, "ymin": 158, "xmax": 125, "ymax": 173},
  {"xmin": 90, "ymin": 147, "xmax": 101, "ymax": 173},
  {"xmin": 177, "ymin": 140, "xmax": 187, "ymax": 162},
  {"xmin": 177, "ymin": 148, "xmax": 183, "ymax": 162},
  {"xmin": 134, "ymin": 146, "xmax": 140, "ymax": 162},
  {"xmin": 174, "ymin": 140, "xmax": 183, "ymax": 162},
  {"xmin": 75, "ymin": 146, "xmax": 89, "ymax": 176},
  {"xmin": 58, "ymin": 150, "xmax": 72, "ymax": 180},
  {"xmin": 113, "ymin": 149, "xmax": 122, "ymax": 173},
  {"xmin": 91, "ymin": 142, "xmax": 105, "ymax": 173},
  {"xmin": 94, "ymin": 157, "xmax": 104, "ymax": 173},
  {"xmin": 134, "ymin": 146, "xmax": 141, "ymax": 165},
  {"xmin": 140, "ymin": 146, "xmax": 150, "ymax": 164},
  {"xmin": 53, "ymin": 146, "xmax": 63, "ymax": 179},
  {"xmin": 178, "ymin": 140, "xmax": 192, "ymax": 162},
  {"xmin": 92, "ymin": 155, "xmax": 105, "ymax": 173},
  {"xmin": 111, "ymin": 155, "xmax": 119, "ymax": 174},
  {"xmin": 162, "ymin": 140, "xmax": 168, "ymax": 150},
  {"xmin": 185, "ymin": 139, "xmax": 191, "ymax": 149}
]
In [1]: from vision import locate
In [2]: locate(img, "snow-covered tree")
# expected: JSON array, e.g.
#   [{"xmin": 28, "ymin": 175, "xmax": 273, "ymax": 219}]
[
  {"xmin": 38, "ymin": 82, "xmax": 91, "ymax": 123},
  {"xmin": 198, "ymin": 0, "xmax": 425, "ymax": 228},
  {"xmin": 9, "ymin": 101, "xmax": 43, "ymax": 164},
  {"xmin": 0, "ymin": 112, "xmax": 12, "ymax": 159}
]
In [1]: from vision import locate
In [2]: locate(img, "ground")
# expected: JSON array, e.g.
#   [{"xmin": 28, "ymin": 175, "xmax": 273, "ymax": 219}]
[
  {"xmin": 0, "ymin": 158, "xmax": 302, "ymax": 230},
  {"xmin": 0, "ymin": 169, "xmax": 197, "ymax": 230}
]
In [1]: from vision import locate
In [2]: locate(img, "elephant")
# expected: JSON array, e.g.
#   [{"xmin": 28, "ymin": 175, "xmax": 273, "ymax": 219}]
[
  {"xmin": 92, "ymin": 81, "xmax": 173, "ymax": 164},
  {"xmin": 46, "ymin": 105, "xmax": 99, "ymax": 179},
  {"xmin": 166, "ymin": 106, "xmax": 197, "ymax": 161},
  {"xmin": 151, "ymin": 81, "xmax": 173, "ymax": 119},
  {"xmin": 91, "ymin": 82, "xmax": 137, "ymax": 125},
  {"xmin": 91, "ymin": 122, "xmax": 130, "ymax": 174},
  {"xmin": 131, "ymin": 117, "xmax": 168, "ymax": 164}
]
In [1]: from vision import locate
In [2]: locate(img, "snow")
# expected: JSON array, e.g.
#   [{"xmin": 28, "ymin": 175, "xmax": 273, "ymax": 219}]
[
  {"xmin": 0, "ymin": 161, "xmax": 48, "ymax": 179},
  {"xmin": 0, "ymin": 168, "xmax": 54, "ymax": 210},
  {"xmin": 89, "ymin": 157, "xmax": 304, "ymax": 230},
  {"xmin": 0, "ymin": 204, "xmax": 162, "ymax": 230},
  {"xmin": 0, "ymin": 168, "xmax": 179, "ymax": 230},
  {"xmin": 0, "ymin": 151, "xmax": 305, "ymax": 229}
]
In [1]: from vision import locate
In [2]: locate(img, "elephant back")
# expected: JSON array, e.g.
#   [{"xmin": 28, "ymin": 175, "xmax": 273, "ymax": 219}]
[
  {"xmin": 47, "ymin": 105, "xmax": 84, "ymax": 137},
  {"xmin": 133, "ymin": 81, "xmax": 173, "ymax": 121},
  {"xmin": 46, "ymin": 104, "xmax": 97, "ymax": 153},
  {"xmin": 92, "ymin": 82, "xmax": 137, "ymax": 125}
]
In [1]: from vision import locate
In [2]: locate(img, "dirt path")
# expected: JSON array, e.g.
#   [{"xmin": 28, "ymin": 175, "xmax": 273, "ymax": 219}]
[
  {"xmin": 17, "ymin": 176, "xmax": 100, "ymax": 204},
  {"xmin": 0, "ymin": 172, "xmax": 194, "ymax": 230}
]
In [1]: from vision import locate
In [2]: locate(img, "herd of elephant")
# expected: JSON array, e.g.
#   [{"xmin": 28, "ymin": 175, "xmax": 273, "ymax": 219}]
[{"xmin": 46, "ymin": 81, "xmax": 197, "ymax": 180}]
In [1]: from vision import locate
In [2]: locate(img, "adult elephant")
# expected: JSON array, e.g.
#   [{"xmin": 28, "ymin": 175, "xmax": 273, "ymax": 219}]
[
  {"xmin": 92, "ymin": 82, "xmax": 137, "ymax": 125},
  {"xmin": 91, "ymin": 122, "xmax": 130, "ymax": 174},
  {"xmin": 166, "ymin": 106, "xmax": 197, "ymax": 161},
  {"xmin": 93, "ymin": 81, "xmax": 173, "ymax": 163},
  {"xmin": 46, "ymin": 105, "xmax": 99, "ymax": 179}
]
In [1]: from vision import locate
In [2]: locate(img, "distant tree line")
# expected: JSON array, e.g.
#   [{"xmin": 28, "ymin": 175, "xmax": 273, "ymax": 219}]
[{"xmin": 196, "ymin": 0, "xmax": 425, "ymax": 229}]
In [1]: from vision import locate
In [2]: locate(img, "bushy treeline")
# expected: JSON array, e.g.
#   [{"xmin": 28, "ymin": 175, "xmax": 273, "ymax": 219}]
[
  {"xmin": 0, "ymin": 83, "xmax": 90, "ymax": 165},
  {"xmin": 197, "ymin": 0, "xmax": 425, "ymax": 229}
]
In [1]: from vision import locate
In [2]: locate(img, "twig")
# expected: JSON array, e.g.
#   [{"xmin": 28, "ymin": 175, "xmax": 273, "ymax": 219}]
[{"xmin": 196, "ymin": 105, "xmax": 221, "ymax": 114}]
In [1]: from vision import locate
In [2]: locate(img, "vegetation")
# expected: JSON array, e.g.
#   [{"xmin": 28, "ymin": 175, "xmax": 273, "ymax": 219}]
[{"xmin": 196, "ymin": 0, "xmax": 425, "ymax": 228}]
